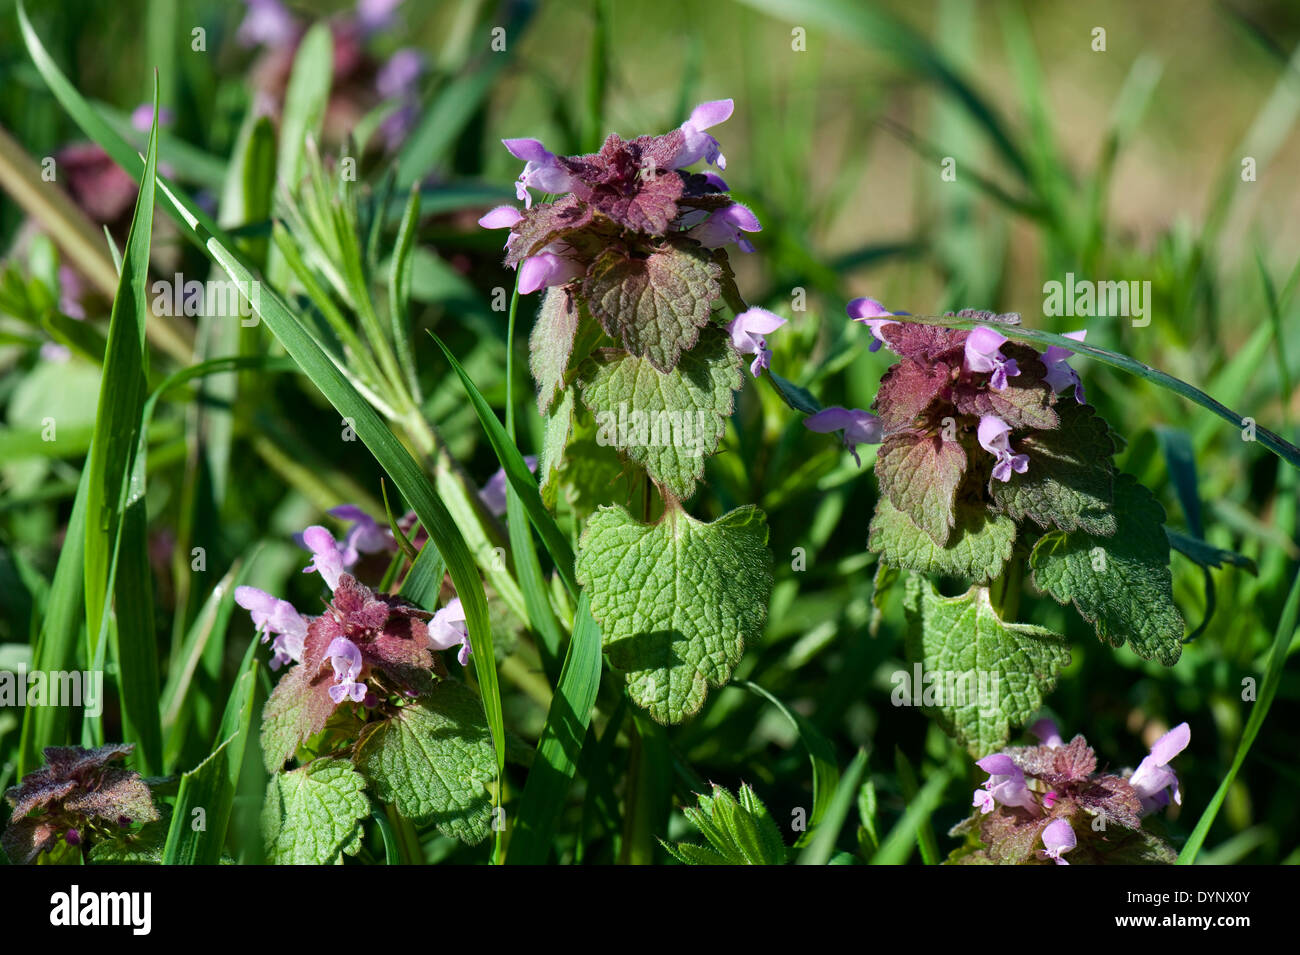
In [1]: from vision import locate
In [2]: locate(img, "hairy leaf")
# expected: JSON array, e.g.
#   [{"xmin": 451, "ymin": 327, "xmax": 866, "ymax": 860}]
[
  {"xmin": 354, "ymin": 682, "xmax": 496, "ymax": 844},
  {"xmin": 576, "ymin": 504, "xmax": 773, "ymax": 723},
  {"xmin": 530, "ymin": 286, "xmax": 581, "ymax": 413},
  {"xmin": 579, "ymin": 326, "xmax": 741, "ymax": 500},
  {"xmin": 869, "ymin": 497, "xmax": 1015, "ymax": 583},
  {"xmin": 875, "ymin": 431, "xmax": 967, "ymax": 546},
  {"xmin": 1029, "ymin": 473, "xmax": 1184, "ymax": 665},
  {"xmin": 990, "ymin": 400, "xmax": 1117, "ymax": 534},
  {"xmin": 583, "ymin": 242, "xmax": 721, "ymax": 373},
  {"xmin": 262, "ymin": 758, "xmax": 369, "ymax": 864},
  {"xmin": 903, "ymin": 575, "xmax": 1071, "ymax": 757}
]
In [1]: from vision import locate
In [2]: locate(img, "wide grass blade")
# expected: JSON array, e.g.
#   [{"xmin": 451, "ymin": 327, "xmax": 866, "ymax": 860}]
[
  {"xmin": 869, "ymin": 765, "xmax": 951, "ymax": 865},
  {"xmin": 162, "ymin": 653, "xmax": 260, "ymax": 865},
  {"xmin": 80, "ymin": 91, "xmax": 160, "ymax": 773},
  {"xmin": 797, "ymin": 747, "xmax": 868, "ymax": 865},
  {"xmin": 506, "ymin": 592, "xmax": 603, "ymax": 864},
  {"xmin": 17, "ymin": 467, "xmax": 90, "ymax": 775},
  {"xmin": 739, "ymin": 680, "xmax": 839, "ymax": 848}
]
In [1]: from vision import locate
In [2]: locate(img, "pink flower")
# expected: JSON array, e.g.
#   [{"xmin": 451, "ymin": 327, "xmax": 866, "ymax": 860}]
[
  {"xmin": 1030, "ymin": 717, "xmax": 1063, "ymax": 748},
  {"xmin": 803, "ymin": 406, "xmax": 883, "ymax": 467},
  {"xmin": 328, "ymin": 505, "xmax": 392, "ymax": 562},
  {"xmin": 301, "ymin": 525, "xmax": 347, "ymax": 591},
  {"xmin": 325, "ymin": 637, "xmax": 367, "ymax": 704},
  {"xmin": 725, "ymin": 307, "xmax": 786, "ymax": 377},
  {"xmin": 671, "ymin": 99, "xmax": 733, "ymax": 170},
  {"xmin": 978, "ymin": 415, "xmax": 1029, "ymax": 483},
  {"xmin": 1043, "ymin": 330, "xmax": 1087, "ymax": 403},
  {"xmin": 847, "ymin": 298, "xmax": 900, "ymax": 353},
  {"xmin": 964, "ymin": 326, "xmax": 1020, "ymax": 391},
  {"xmin": 502, "ymin": 138, "xmax": 578, "ymax": 207},
  {"xmin": 428, "ymin": 598, "xmax": 471, "ymax": 666},
  {"xmin": 1041, "ymin": 818, "xmax": 1076, "ymax": 865},
  {"xmin": 234, "ymin": 586, "xmax": 307, "ymax": 669},
  {"xmin": 1129, "ymin": 722, "xmax": 1190, "ymax": 814},
  {"xmin": 686, "ymin": 203, "xmax": 761, "ymax": 253},
  {"xmin": 237, "ymin": 0, "xmax": 297, "ymax": 49},
  {"xmin": 972, "ymin": 753, "xmax": 1039, "ymax": 815},
  {"xmin": 518, "ymin": 249, "xmax": 584, "ymax": 294}
]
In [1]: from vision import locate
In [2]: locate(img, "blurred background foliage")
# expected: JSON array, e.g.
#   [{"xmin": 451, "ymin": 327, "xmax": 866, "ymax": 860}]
[{"xmin": 0, "ymin": 0, "xmax": 1297, "ymax": 864}]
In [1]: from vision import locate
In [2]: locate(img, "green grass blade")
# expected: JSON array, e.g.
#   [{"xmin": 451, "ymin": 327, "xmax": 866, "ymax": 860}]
[
  {"xmin": 17, "ymin": 466, "xmax": 90, "ymax": 775},
  {"xmin": 430, "ymin": 332, "xmax": 579, "ymax": 597},
  {"xmin": 797, "ymin": 747, "xmax": 868, "ymax": 865},
  {"xmin": 739, "ymin": 680, "xmax": 839, "ymax": 848},
  {"xmin": 398, "ymin": 536, "xmax": 448, "ymax": 610},
  {"xmin": 162, "ymin": 657, "xmax": 260, "ymax": 865},
  {"xmin": 80, "ymin": 91, "xmax": 160, "ymax": 773},
  {"xmin": 869, "ymin": 765, "xmax": 951, "ymax": 865},
  {"xmin": 1177, "ymin": 564, "xmax": 1300, "ymax": 863},
  {"xmin": 894, "ymin": 748, "xmax": 939, "ymax": 864},
  {"xmin": 506, "ymin": 591, "xmax": 603, "ymax": 864}
]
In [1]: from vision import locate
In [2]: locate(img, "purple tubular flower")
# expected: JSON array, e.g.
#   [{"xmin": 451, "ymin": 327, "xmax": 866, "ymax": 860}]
[
  {"xmin": 1030, "ymin": 717, "xmax": 1064, "ymax": 748},
  {"xmin": 686, "ymin": 202, "xmax": 761, "ymax": 253},
  {"xmin": 978, "ymin": 415, "xmax": 1029, "ymax": 483},
  {"xmin": 803, "ymin": 406, "xmax": 883, "ymax": 467},
  {"xmin": 429, "ymin": 598, "xmax": 471, "ymax": 666},
  {"xmin": 502, "ymin": 138, "xmax": 577, "ymax": 207},
  {"xmin": 237, "ymin": 0, "xmax": 297, "ymax": 48},
  {"xmin": 478, "ymin": 204, "xmax": 524, "ymax": 251},
  {"xmin": 847, "ymin": 297, "xmax": 899, "ymax": 353},
  {"xmin": 479, "ymin": 456, "xmax": 539, "ymax": 517},
  {"xmin": 1128, "ymin": 722, "xmax": 1190, "ymax": 814},
  {"xmin": 326, "ymin": 637, "xmax": 367, "ymax": 704},
  {"xmin": 725, "ymin": 307, "xmax": 786, "ymax": 377},
  {"xmin": 478, "ymin": 205, "xmax": 523, "ymax": 230},
  {"xmin": 301, "ymin": 525, "xmax": 347, "ymax": 591},
  {"xmin": 329, "ymin": 504, "xmax": 391, "ymax": 561},
  {"xmin": 234, "ymin": 586, "xmax": 308, "ymax": 669},
  {"xmin": 972, "ymin": 754, "xmax": 1039, "ymax": 815},
  {"xmin": 519, "ymin": 249, "xmax": 584, "ymax": 294},
  {"xmin": 698, "ymin": 171, "xmax": 730, "ymax": 192},
  {"xmin": 673, "ymin": 99, "xmax": 733, "ymax": 169},
  {"xmin": 964, "ymin": 326, "xmax": 1020, "ymax": 391},
  {"xmin": 1042, "ymin": 330, "xmax": 1087, "ymax": 403},
  {"xmin": 1041, "ymin": 818, "xmax": 1076, "ymax": 865},
  {"xmin": 376, "ymin": 48, "xmax": 424, "ymax": 99}
]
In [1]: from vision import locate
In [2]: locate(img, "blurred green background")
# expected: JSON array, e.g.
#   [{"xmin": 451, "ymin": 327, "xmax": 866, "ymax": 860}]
[{"xmin": 1, "ymin": 0, "xmax": 1297, "ymax": 864}]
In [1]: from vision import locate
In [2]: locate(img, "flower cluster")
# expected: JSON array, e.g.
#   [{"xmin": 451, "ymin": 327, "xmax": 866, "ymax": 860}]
[
  {"xmin": 951, "ymin": 720, "xmax": 1190, "ymax": 865},
  {"xmin": 480, "ymin": 100, "xmax": 766, "ymax": 374},
  {"xmin": 805, "ymin": 298, "xmax": 1087, "ymax": 481},
  {"xmin": 2, "ymin": 744, "xmax": 159, "ymax": 864},
  {"xmin": 236, "ymin": 509, "xmax": 473, "ymax": 770}
]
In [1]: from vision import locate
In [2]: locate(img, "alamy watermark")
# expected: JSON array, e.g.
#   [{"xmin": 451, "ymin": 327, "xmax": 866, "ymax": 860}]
[
  {"xmin": 594, "ymin": 404, "xmax": 716, "ymax": 457},
  {"xmin": 1043, "ymin": 272, "xmax": 1152, "ymax": 327},
  {"xmin": 890, "ymin": 664, "xmax": 1001, "ymax": 716},
  {"xmin": 151, "ymin": 274, "xmax": 261, "ymax": 325},
  {"xmin": 0, "ymin": 666, "xmax": 103, "ymax": 718}
]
